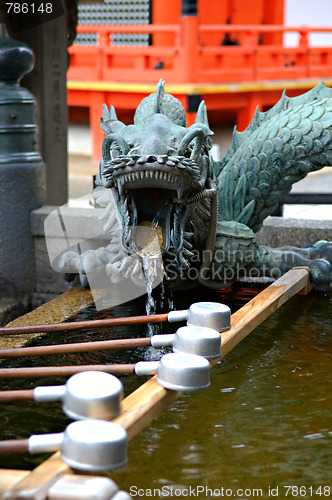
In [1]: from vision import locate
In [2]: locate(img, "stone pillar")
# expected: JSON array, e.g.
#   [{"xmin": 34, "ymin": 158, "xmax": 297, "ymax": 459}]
[
  {"xmin": 19, "ymin": 16, "xmax": 69, "ymax": 205},
  {"xmin": 3, "ymin": 1, "xmax": 73, "ymax": 205},
  {"xmin": 0, "ymin": 26, "xmax": 46, "ymax": 297}
]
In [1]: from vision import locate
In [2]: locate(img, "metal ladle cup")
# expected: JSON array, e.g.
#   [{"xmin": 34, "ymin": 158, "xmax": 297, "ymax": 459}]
[
  {"xmin": 33, "ymin": 371, "xmax": 123, "ymax": 420},
  {"xmin": 167, "ymin": 301, "xmax": 231, "ymax": 331},
  {"xmin": 135, "ymin": 352, "xmax": 210, "ymax": 391},
  {"xmin": 28, "ymin": 419, "xmax": 127, "ymax": 472},
  {"xmin": 150, "ymin": 325, "xmax": 221, "ymax": 360}
]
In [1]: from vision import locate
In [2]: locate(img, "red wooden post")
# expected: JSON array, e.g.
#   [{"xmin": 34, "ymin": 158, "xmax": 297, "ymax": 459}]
[
  {"xmin": 90, "ymin": 92, "xmax": 106, "ymax": 164},
  {"xmin": 97, "ymin": 29, "xmax": 109, "ymax": 81},
  {"xmin": 180, "ymin": 15, "xmax": 199, "ymax": 83}
]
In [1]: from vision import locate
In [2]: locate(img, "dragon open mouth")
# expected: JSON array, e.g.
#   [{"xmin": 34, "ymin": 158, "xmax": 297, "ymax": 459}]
[
  {"xmin": 103, "ymin": 155, "xmax": 194, "ymax": 201},
  {"xmin": 102, "ymin": 154, "xmax": 200, "ymax": 254}
]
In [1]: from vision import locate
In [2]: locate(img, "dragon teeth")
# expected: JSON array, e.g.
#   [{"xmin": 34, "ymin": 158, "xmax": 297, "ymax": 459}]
[
  {"xmin": 114, "ymin": 168, "xmax": 179, "ymax": 189},
  {"xmin": 103, "ymin": 216, "xmax": 117, "ymax": 233},
  {"xmin": 117, "ymin": 179, "xmax": 124, "ymax": 196},
  {"xmin": 176, "ymin": 185, "xmax": 184, "ymax": 199}
]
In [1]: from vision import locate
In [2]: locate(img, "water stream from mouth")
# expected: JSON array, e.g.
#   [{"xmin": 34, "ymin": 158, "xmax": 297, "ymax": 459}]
[
  {"xmin": 142, "ymin": 256, "xmax": 157, "ymax": 332},
  {"xmin": 136, "ymin": 221, "xmax": 166, "ymax": 336}
]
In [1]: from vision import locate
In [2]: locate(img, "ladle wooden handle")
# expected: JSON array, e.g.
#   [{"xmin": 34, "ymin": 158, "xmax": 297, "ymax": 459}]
[
  {"xmin": 0, "ymin": 364, "xmax": 136, "ymax": 379},
  {"xmin": 0, "ymin": 389, "xmax": 34, "ymax": 402},
  {"xmin": 0, "ymin": 313, "xmax": 169, "ymax": 336},
  {"xmin": 0, "ymin": 337, "xmax": 152, "ymax": 359},
  {"xmin": 0, "ymin": 439, "xmax": 29, "ymax": 454}
]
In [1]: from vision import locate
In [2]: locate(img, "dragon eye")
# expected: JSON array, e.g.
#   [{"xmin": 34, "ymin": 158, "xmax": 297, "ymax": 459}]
[{"xmin": 111, "ymin": 145, "xmax": 121, "ymax": 159}]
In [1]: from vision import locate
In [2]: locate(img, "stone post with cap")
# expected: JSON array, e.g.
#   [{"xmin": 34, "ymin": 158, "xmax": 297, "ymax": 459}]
[{"xmin": 0, "ymin": 24, "xmax": 46, "ymax": 298}]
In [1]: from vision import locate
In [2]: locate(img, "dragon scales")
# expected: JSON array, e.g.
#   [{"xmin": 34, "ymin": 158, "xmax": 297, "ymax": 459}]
[{"xmin": 60, "ymin": 81, "xmax": 332, "ymax": 294}]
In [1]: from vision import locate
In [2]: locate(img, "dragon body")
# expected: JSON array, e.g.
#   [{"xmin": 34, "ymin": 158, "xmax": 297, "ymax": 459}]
[{"xmin": 60, "ymin": 81, "xmax": 332, "ymax": 293}]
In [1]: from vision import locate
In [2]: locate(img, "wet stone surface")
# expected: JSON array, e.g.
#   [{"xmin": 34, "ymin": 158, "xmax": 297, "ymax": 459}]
[{"xmin": 0, "ymin": 287, "xmax": 94, "ymax": 350}]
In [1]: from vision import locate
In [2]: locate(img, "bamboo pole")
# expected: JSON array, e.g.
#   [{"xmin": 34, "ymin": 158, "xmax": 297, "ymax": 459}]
[
  {"xmin": 3, "ymin": 268, "xmax": 311, "ymax": 500},
  {"xmin": 0, "ymin": 470, "xmax": 30, "ymax": 493},
  {"xmin": 3, "ymin": 453, "xmax": 70, "ymax": 500},
  {"xmin": 213, "ymin": 267, "xmax": 311, "ymax": 361}
]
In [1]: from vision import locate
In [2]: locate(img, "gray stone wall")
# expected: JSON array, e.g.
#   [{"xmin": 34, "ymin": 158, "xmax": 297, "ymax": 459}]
[
  {"xmin": 257, "ymin": 217, "xmax": 332, "ymax": 248},
  {"xmin": 31, "ymin": 205, "xmax": 106, "ymax": 306}
]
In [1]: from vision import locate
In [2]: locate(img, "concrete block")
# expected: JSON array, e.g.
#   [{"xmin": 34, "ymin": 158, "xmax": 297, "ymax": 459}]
[
  {"xmin": 257, "ymin": 217, "xmax": 332, "ymax": 248},
  {"xmin": 34, "ymin": 237, "xmax": 71, "ymax": 295},
  {"xmin": 31, "ymin": 205, "xmax": 106, "ymax": 239}
]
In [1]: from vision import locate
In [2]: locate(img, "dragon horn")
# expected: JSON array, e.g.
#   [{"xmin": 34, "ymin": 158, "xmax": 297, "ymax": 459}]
[
  {"xmin": 102, "ymin": 103, "xmax": 110, "ymax": 122},
  {"xmin": 195, "ymin": 100, "xmax": 209, "ymax": 126},
  {"xmin": 109, "ymin": 105, "xmax": 118, "ymax": 120},
  {"xmin": 155, "ymin": 79, "xmax": 166, "ymax": 113},
  {"xmin": 102, "ymin": 104, "xmax": 118, "ymax": 122},
  {"xmin": 100, "ymin": 104, "xmax": 124, "ymax": 136}
]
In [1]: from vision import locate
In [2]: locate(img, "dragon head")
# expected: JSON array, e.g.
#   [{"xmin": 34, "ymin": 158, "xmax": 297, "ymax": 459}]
[{"xmin": 95, "ymin": 81, "xmax": 215, "ymax": 277}]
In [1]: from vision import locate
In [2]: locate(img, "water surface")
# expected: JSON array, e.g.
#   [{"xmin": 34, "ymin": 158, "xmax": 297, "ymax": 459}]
[{"xmin": 0, "ymin": 287, "xmax": 331, "ymax": 498}]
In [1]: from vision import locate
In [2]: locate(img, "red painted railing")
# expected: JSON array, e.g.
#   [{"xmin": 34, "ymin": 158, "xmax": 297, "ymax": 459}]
[{"xmin": 68, "ymin": 22, "xmax": 332, "ymax": 84}]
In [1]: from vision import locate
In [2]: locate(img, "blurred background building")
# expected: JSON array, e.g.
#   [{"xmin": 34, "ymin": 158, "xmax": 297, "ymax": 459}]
[{"xmin": 65, "ymin": 0, "xmax": 332, "ymax": 218}]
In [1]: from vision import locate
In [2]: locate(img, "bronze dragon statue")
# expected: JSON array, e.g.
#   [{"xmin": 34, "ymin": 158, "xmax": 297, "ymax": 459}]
[{"xmin": 59, "ymin": 80, "xmax": 332, "ymax": 294}]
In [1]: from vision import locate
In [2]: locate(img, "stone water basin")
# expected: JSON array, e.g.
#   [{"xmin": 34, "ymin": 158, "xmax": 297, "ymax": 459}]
[{"xmin": 0, "ymin": 286, "xmax": 331, "ymax": 497}]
